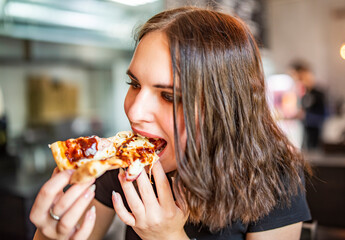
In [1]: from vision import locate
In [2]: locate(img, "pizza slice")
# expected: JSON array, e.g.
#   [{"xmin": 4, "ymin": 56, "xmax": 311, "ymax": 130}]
[{"xmin": 49, "ymin": 131, "xmax": 166, "ymax": 183}]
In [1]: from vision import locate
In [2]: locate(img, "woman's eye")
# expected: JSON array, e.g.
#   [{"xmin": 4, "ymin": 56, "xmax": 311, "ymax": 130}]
[
  {"xmin": 161, "ymin": 92, "xmax": 174, "ymax": 102},
  {"xmin": 126, "ymin": 79, "xmax": 140, "ymax": 89}
]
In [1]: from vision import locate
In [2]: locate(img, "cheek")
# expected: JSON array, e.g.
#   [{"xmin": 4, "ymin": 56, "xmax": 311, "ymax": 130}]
[
  {"xmin": 124, "ymin": 90, "xmax": 133, "ymax": 116},
  {"xmin": 165, "ymin": 114, "xmax": 175, "ymax": 135}
]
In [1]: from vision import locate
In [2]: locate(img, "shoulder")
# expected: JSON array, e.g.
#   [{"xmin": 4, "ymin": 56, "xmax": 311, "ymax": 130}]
[
  {"xmin": 184, "ymin": 220, "xmax": 247, "ymax": 239},
  {"xmin": 246, "ymin": 222, "xmax": 303, "ymax": 240},
  {"xmin": 184, "ymin": 188, "xmax": 310, "ymax": 239},
  {"xmin": 247, "ymin": 184, "xmax": 311, "ymax": 233}
]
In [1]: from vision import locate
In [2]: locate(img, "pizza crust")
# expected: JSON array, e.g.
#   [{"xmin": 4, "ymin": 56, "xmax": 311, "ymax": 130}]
[
  {"xmin": 69, "ymin": 157, "xmax": 127, "ymax": 184},
  {"xmin": 49, "ymin": 141, "xmax": 75, "ymax": 171}
]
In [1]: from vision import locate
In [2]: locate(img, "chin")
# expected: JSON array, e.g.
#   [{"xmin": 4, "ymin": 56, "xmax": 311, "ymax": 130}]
[
  {"xmin": 154, "ymin": 144, "xmax": 176, "ymax": 171},
  {"xmin": 160, "ymin": 158, "xmax": 177, "ymax": 173}
]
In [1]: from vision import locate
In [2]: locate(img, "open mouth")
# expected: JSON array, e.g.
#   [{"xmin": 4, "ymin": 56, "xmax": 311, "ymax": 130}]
[
  {"xmin": 147, "ymin": 137, "xmax": 167, "ymax": 155},
  {"xmin": 131, "ymin": 128, "xmax": 167, "ymax": 156},
  {"xmin": 155, "ymin": 139, "xmax": 167, "ymax": 155}
]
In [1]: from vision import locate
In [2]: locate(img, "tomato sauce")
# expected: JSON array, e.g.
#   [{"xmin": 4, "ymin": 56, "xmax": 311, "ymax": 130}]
[{"xmin": 65, "ymin": 137, "xmax": 98, "ymax": 163}]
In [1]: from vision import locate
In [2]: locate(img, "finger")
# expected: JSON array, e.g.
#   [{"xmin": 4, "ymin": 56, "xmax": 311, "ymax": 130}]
[
  {"xmin": 52, "ymin": 190, "xmax": 64, "ymax": 206},
  {"xmin": 50, "ymin": 168, "xmax": 68, "ymax": 205},
  {"xmin": 112, "ymin": 191, "xmax": 135, "ymax": 226},
  {"xmin": 52, "ymin": 179, "xmax": 95, "ymax": 217},
  {"xmin": 56, "ymin": 184, "xmax": 96, "ymax": 236},
  {"xmin": 118, "ymin": 169, "xmax": 145, "ymax": 218},
  {"xmin": 70, "ymin": 206, "xmax": 96, "ymax": 240},
  {"xmin": 136, "ymin": 169, "xmax": 159, "ymax": 207},
  {"xmin": 30, "ymin": 170, "xmax": 74, "ymax": 225},
  {"xmin": 51, "ymin": 167, "xmax": 60, "ymax": 177},
  {"xmin": 152, "ymin": 161, "xmax": 175, "ymax": 208}
]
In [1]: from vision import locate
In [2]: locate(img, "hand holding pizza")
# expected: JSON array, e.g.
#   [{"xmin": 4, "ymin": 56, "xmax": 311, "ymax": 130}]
[
  {"xmin": 29, "ymin": 168, "xmax": 96, "ymax": 240},
  {"xmin": 112, "ymin": 161, "xmax": 190, "ymax": 240}
]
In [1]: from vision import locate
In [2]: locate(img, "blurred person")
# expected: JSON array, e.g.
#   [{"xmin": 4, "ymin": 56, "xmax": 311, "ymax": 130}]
[
  {"xmin": 289, "ymin": 60, "xmax": 327, "ymax": 150},
  {"xmin": 322, "ymin": 99, "xmax": 345, "ymax": 148},
  {"xmin": 30, "ymin": 7, "xmax": 311, "ymax": 240}
]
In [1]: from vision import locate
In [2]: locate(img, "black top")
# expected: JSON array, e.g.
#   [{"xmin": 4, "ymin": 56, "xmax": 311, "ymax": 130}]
[
  {"xmin": 95, "ymin": 169, "xmax": 311, "ymax": 240},
  {"xmin": 301, "ymin": 87, "xmax": 326, "ymax": 128}
]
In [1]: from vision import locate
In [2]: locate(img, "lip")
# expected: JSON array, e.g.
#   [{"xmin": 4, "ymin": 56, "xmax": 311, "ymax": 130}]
[{"xmin": 131, "ymin": 126, "xmax": 164, "ymax": 139}]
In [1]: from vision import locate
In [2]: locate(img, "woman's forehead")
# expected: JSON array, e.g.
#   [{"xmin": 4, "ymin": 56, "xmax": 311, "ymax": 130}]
[{"xmin": 129, "ymin": 31, "xmax": 173, "ymax": 85}]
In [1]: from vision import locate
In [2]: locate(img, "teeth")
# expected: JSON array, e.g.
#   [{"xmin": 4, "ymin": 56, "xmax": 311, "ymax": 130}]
[
  {"xmin": 156, "ymin": 148, "xmax": 163, "ymax": 154},
  {"xmin": 155, "ymin": 142, "xmax": 167, "ymax": 155}
]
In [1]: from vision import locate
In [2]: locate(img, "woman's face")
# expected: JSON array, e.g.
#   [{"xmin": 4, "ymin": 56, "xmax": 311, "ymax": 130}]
[{"xmin": 124, "ymin": 31, "xmax": 186, "ymax": 173}]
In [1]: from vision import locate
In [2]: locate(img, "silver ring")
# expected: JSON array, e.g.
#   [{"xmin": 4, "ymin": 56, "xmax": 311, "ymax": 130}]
[{"xmin": 49, "ymin": 207, "xmax": 60, "ymax": 221}]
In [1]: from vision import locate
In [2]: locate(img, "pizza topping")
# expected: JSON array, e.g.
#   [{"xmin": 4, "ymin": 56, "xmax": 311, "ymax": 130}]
[
  {"xmin": 84, "ymin": 142, "xmax": 97, "ymax": 157},
  {"xmin": 62, "ymin": 133, "xmax": 165, "ymax": 166},
  {"xmin": 116, "ymin": 139, "xmax": 153, "ymax": 164},
  {"xmin": 147, "ymin": 137, "xmax": 167, "ymax": 155},
  {"xmin": 49, "ymin": 130, "xmax": 162, "ymax": 183},
  {"xmin": 113, "ymin": 134, "xmax": 164, "ymax": 181},
  {"xmin": 97, "ymin": 138, "xmax": 113, "ymax": 150},
  {"xmin": 65, "ymin": 136, "xmax": 98, "ymax": 163},
  {"xmin": 115, "ymin": 134, "xmax": 165, "ymax": 163}
]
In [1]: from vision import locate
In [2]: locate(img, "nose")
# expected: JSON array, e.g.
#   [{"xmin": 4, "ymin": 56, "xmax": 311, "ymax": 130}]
[{"xmin": 125, "ymin": 89, "xmax": 155, "ymax": 124}]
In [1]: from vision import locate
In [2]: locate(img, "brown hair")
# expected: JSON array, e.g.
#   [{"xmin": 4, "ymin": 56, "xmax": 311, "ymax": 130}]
[{"xmin": 136, "ymin": 7, "xmax": 311, "ymax": 231}]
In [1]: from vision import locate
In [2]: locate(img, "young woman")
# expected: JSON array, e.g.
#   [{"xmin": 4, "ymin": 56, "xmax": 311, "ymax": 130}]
[{"xmin": 30, "ymin": 7, "xmax": 311, "ymax": 240}]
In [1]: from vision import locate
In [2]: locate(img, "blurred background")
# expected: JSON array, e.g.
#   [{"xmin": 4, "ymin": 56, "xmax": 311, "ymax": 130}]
[{"xmin": 0, "ymin": 0, "xmax": 344, "ymax": 239}]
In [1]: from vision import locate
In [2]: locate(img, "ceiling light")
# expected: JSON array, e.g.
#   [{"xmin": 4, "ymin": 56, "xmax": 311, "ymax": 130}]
[
  {"xmin": 4, "ymin": 1, "xmax": 132, "ymax": 36},
  {"xmin": 108, "ymin": 0, "xmax": 158, "ymax": 6}
]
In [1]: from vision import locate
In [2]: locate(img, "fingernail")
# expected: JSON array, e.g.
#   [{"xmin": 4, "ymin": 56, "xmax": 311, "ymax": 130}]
[
  {"xmin": 87, "ymin": 206, "xmax": 96, "ymax": 220},
  {"xmin": 90, "ymin": 205, "xmax": 96, "ymax": 213},
  {"xmin": 89, "ymin": 184, "xmax": 96, "ymax": 192},
  {"xmin": 112, "ymin": 190, "xmax": 118, "ymax": 201},
  {"xmin": 84, "ymin": 184, "xmax": 96, "ymax": 198},
  {"xmin": 119, "ymin": 168, "xmax": 124, "ymax": 174}
]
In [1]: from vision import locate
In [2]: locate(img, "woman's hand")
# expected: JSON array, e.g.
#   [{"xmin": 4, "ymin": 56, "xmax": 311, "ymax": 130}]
[
  {"xmin": 30, "ymin": 168, "xmax": 96, "ymax": 240},
  {"xmin": 112, "ymin": 161, "xmax": 189, "ymax": 240}
]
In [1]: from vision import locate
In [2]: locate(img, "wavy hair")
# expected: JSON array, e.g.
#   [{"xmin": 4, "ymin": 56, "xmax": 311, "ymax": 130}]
[{"xmin": 136, "ymin": 7, "xmax": 311, "ymax": 231}]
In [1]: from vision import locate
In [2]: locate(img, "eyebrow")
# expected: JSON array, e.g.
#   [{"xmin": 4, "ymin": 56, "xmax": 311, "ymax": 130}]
[
  {"xmin": 126, "ymin": 69, "xmax": 139, "ymax": 82},
  {"xmin": 126, "ymin": 69, "xmax": 179, "ymax": 91}
]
